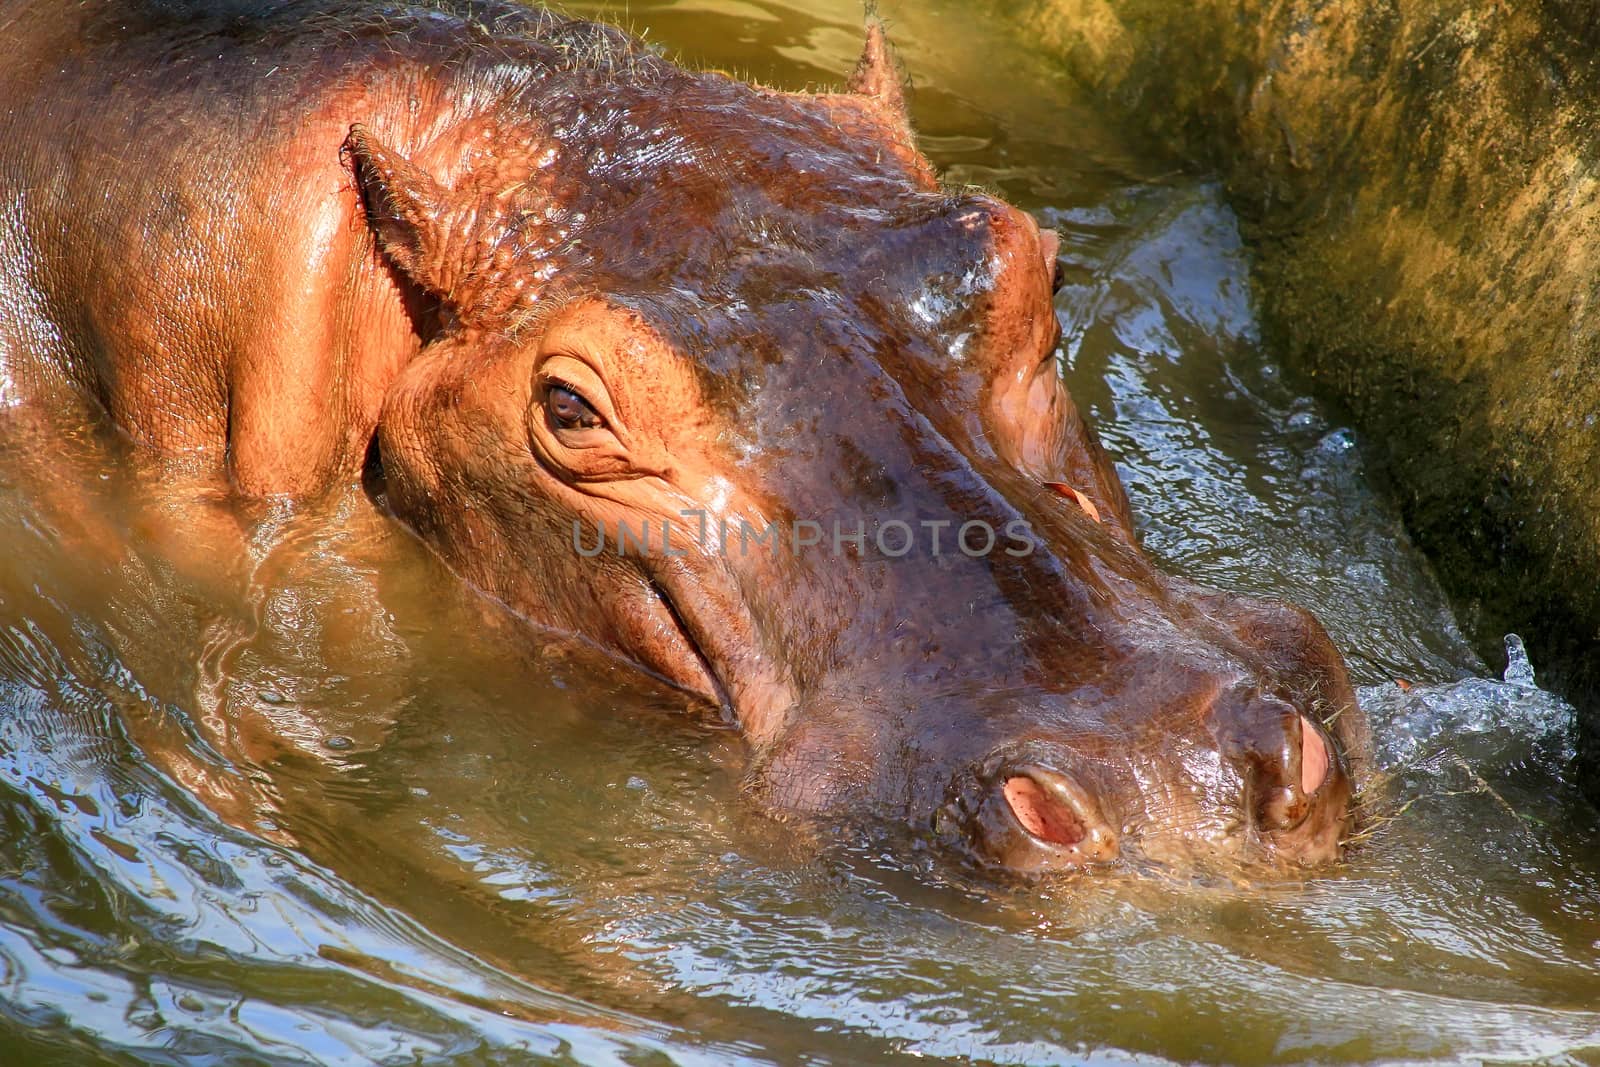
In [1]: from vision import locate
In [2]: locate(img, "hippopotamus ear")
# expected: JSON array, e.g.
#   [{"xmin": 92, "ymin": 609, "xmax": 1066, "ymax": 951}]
[
  {"xmin": 802, "ymin": 19, "xmax": 937, "ymax": 190},
  {"xmin": 847, "ymin": 18, "xmax": 908, "ymax": 126},
  {"xmin": 342, "ymin": 125, "xmax": 452, "ymax": 298}
]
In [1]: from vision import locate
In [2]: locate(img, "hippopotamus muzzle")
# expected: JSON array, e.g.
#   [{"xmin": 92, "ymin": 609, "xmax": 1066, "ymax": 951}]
[
  {"xmin": 742, "ymin": 613, "xmax": 1365, "ymax": 876},
  {"xmin": 959, "ymin": 684, "xmax": 1355, "ymax": 874}
]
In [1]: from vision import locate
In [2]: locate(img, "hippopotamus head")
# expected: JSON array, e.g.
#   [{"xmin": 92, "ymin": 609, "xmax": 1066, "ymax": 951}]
[{"xmin": 355, "ymin": 21, "xmax": 1370, "ymax": 874}]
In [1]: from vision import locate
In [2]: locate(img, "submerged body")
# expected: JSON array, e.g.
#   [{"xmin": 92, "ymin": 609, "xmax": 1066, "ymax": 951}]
[{"xmin": 0, "ymin": 0, "xmax": 1369, "ymax": 873}]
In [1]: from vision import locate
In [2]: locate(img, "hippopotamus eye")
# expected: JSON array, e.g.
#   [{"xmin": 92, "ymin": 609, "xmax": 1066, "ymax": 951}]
[{"xmin": 546, "ymin": 383, "xmax": 605, "ymax": 431}]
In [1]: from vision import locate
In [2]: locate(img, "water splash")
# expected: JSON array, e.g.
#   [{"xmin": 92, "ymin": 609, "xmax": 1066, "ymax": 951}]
[
  {"xmin": 1359, "ymin": 635, "xmax": 1575, "ymax": 769},
  {"xmin": 1502, "ymin": 633, "xmax": 1537, "ymax": 688}
]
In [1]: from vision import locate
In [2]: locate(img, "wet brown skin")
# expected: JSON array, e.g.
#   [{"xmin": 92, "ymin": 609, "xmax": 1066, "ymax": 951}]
[{"xmin": 0, "ymin": 0, "xmax": 1371, "ymax": 875}]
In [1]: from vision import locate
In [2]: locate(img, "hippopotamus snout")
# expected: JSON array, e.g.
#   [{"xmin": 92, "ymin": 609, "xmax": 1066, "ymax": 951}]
[{"xmin": 957, "ymin": 679, "xmax": 1356, "ymax": 875}]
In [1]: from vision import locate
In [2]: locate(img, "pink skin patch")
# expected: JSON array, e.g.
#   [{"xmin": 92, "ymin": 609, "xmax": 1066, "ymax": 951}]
[
  {"xmin": 1043, "ymin": 481, "xmax": 1102, "ymax": 524},
  {"xmin": 1003, "ymin": 776, "xmax": 1086, "ymax": 846},
  {"xmin": 1301, "ymin": 717, "xmax": 1329, "ymax": 796}
]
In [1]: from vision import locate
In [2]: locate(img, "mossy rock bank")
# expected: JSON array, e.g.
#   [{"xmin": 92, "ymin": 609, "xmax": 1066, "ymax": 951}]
[{"xmin": 1005, "ymin": 0, "xmax": 1600, "ymax": 797}]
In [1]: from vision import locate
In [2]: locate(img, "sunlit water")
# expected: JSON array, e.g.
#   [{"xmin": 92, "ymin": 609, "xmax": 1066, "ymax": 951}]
[{"xmin": 2, "ymin": 1, "xmax": 1596, "ymax": 1063}]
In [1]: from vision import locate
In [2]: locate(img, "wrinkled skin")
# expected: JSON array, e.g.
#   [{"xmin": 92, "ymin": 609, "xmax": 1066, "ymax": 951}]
[{"xmin": 0, "ymin": 0, "xmax": 1371, "ymax": 874}]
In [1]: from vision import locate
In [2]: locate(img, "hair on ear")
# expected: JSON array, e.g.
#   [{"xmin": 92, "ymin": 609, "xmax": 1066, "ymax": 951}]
[
  {"xmin": 847, "ymin": 17, "xmax": 909, "ymax": 126},
  {"xmin": 343, "ymin": 124, "xmax": 453, "ymax": 297}
]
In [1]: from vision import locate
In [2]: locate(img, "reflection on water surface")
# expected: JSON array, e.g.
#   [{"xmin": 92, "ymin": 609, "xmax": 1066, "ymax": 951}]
[{"xmin": 0, "ymin": 0, "xmax": 1595, "ymax": 1062}]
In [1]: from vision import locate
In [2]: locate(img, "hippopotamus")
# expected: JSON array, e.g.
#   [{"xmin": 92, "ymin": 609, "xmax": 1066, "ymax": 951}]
[{"xmin": 0, "ymin": 0, "xmax": 1370, "ymax": 874}]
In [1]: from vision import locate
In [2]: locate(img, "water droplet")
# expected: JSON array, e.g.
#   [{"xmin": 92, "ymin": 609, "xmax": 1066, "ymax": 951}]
[
  {"xmin": 258, "ymin": 690, "xmax": 286, "ymax": 705},
  {"xmin": 323, "ymin": 735, "xmax": 355, "ymax": 751}
]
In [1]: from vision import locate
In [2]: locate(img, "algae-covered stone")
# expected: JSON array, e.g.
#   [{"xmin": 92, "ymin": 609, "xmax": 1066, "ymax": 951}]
[{"xmin": 1007, "ymin": 0, "xmax": 1600, "ymax": 799}]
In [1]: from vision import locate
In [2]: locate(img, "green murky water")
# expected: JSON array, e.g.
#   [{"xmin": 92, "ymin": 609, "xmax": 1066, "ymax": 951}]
[{"xmin": 1, "ymin": 1, "xmax": 1596, "ymax": 1063}]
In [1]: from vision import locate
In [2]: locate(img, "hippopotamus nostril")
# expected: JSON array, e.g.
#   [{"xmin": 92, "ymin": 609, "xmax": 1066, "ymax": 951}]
[
  {"xmin": 973, "ymin": 763, "xmax": 1119, "ymax": 873},
  {"xmin": 1003, "ymin": 774, "xmax": 1086, "ymax": 847},
  {"xmin": 1038, "ymin": 228, "xmax": 1063, "ymax": 294},
  {"xmin": 1248, "ymin": 711, "xmax": 1336, "ymax": 833},
  {"xmin": 1209, "ymin": 687, "xmax": 1339, "ymax": 834},
  {"xmin": 1300, "ymin": 715, "xmax": 1330, "ymax": 796}
]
